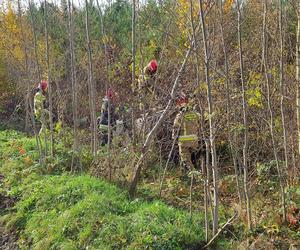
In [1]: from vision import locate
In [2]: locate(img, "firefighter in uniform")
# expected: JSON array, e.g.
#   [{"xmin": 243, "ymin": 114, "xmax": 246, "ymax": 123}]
[
  {"xmin": 98, "ymin": 89, "xmax": 117, "ymax": 146},
  {"xmin": 34, "ymin": 80, "xmax": 49, "ymax": 135},
  {"xmin": 172, "ymin": 95, "xmax": 201, "ymax": 172},
  {"xmin": 138, "ymin": 59, "xmax": 158, "ymax": 112}
]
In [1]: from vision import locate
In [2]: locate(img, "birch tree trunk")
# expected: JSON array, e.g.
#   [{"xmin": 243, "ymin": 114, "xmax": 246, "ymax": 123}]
[
  {"xmin": 44, "ymin": 0, "xmax": 54, "ymax": 157},
  {"xmin": 198, "ymin": 0, "xmax": 219, "ymax": 236},
  {"xmin": 278, "ymin": 0, "xmax": 287, "ymax": 222},
  {"xmin": 262, "ymin": 0, "xmax": 286, "ymax": 224},
  {"xmin": 85, "ymin": 0, "xmax": 97, "ymax": 156},
  {"xmin": 236, "ymin": 0, "xmax": 252, "ymax": 230}
]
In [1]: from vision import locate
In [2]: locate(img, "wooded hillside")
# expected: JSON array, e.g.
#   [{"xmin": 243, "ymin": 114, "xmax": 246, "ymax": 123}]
[{"xmin": 0, "ymin": 0, "xmax": 299, "ymax": 249}]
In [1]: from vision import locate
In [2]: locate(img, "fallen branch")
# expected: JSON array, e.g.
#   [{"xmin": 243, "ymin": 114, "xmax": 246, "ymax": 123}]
[{"xmin": 203, "ymin": 212, "xmax": 237, "ymax": 249}]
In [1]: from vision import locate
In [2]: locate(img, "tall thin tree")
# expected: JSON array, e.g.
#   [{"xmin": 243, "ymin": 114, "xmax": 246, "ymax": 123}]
[
  {"xmin": 296, "ymin": 2, "xmax": 300, "ymax": 163},
  {"xmin": 85, "ymin": 0, "xmax": 97, "ymax": 156},
  {"xmin": 44, "ymin": 0, "xmax": 54, "ymax": 157},
  {"xmin": 67, "ymin": 0, "xmax": 80, "ymax": 171},
  {"xmin": 262, "ymin": 0, "xmax": 286, "ymax": 223},
  {"xmin": 28, "ymin": 0, "xmax": 47, "ymax": 160},
  {"xmin": 219, "ymin": 0, "xmax": 242, "ymax": 207},
  {"xmin": 278, "ymin": 0, "xmax": 288, "ymax": 222},
  {"xmin": 131, "ymin": 0, "xmax": 137, "ymax": 144},
  {"xmin": 236, "ymin": 0, "xmax": 252, "ymax": 230},
  {"xmin": 18, "ymin": 0, "xmax": 43, "ymax": 164},
  {"xmin": 199, "ymin": 0, "xmax": 219, "ymax": 236}
]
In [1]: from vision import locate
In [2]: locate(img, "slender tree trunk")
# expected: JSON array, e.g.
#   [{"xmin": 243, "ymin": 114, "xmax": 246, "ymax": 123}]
[
  {"xmin": 18, "ymin": 0, "xmax": 30, "ymax": 134},
  {"xmin": 131, "ymin": 0, "xmax": 137, "ymax": 144},
  {"xmin": 96, "ymin": 0, "xmax": 110, "ymax": 148},
  {"xmin": 204, "ymin": 140, "xmax": 210, "ymax": 242},
  {"xmin": 189, "ymin": 0, "xmax": 200, "ymax": 86},
  {"xmin": 28, "ymin": 0, "xmax": 48, "ymax": 157},
  {"xmin": 296, "ymin": 2, "xmax": 300, "ymax": 175},
  {"xmin": 278, "ymin": 0, "xmax": 288, "ymax": 221},
  {"xmin": 85, "ymin": 0, "xmax": 97, "ymax": 156},
  {"xmin": 262, "ymin": 0, "xmax": 286, "ymax": 224},
  {"xmin": 67, "ymin": 0, "xmax": 80, "ymax": 171},
  {"xmin": 199, "ymin": 0, "xmax": 218, "ymax": 236},
  {"xmin": 95, "ymin": 0, "xmax": 112, "ymax": 177},
  {"xmin": 19, "ymin": 0, "xmax": 43, "ymax": 163},
  {"xmin": 236, "ymin": 0, "xmax": 252, "ymax": 230},
  {"xmin": 219, "ymin": 0, "xmax": 242, "ymax": 207},
  {"xmin": 44, "ymin": 0, "xmax": 54, "ymax": 157},
  {"xmin": 28, "ymin": 0, "xmax": 45, "ymax": 162}
]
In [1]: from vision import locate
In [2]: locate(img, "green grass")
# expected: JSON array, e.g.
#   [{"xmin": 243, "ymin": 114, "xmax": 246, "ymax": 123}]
[{"xmin": 0, "ymin": 130, "xmax": 210, "ymax": 249}]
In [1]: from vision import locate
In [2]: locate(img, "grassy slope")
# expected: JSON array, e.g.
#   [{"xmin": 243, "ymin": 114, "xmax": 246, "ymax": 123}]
[{"xmin": 0, "ymin": 130, "xmax": 227, "ymax": 249}]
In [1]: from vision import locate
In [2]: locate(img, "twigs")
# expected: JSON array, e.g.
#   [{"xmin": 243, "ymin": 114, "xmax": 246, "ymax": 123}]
[{"xmin": 203, "ymin": 212, "xmax": 237, "ymax": 249}]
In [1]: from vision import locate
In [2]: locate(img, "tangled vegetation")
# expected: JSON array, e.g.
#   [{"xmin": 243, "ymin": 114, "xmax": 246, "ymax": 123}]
[{"xmin": 0, "ymin": 130, "xmax": 232, "ymax": 249}]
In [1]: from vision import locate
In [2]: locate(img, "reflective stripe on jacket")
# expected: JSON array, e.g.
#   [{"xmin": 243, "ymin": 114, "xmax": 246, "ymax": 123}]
[
  {"xmin": 173, "ymin": 109, "xmax": 200, "ymax": 143},
  {"xmin": 99, "ymin": 124, "xmax": 109, "ymax": 131}
]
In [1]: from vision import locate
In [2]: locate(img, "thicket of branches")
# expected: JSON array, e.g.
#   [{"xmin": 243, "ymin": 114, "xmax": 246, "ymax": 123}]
[{"xmin": 0, "ymin": 0, "xmax": 299, "ymax": 238}]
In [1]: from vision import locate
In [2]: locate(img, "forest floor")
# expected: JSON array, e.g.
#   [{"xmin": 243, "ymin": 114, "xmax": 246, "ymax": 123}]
[{"xmin": 0, "ymin": 129, "xmax": 299, "ymax": 249}]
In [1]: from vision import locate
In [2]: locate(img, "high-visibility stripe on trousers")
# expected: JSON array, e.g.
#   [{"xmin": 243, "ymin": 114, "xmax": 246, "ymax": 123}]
[{"xmin": 178, "ymin": 134, "xmax": 198, "ymax": 142}]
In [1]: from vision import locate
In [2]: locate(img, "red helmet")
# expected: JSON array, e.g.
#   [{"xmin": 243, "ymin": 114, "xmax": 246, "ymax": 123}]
[
  {"xmin": 148, "ymin": 59, "xmax": 158, "ymax": 73},
  {"xmin": 106, "ymin": 88, "xmax": 115, "ymax": 99},
  {"xmin": 40, "ymin": 80, "xmax": 48, "ymax": 91},
  {"xmin": 176, "ymin": 96, "xmax": 188, "ymax": 107}
]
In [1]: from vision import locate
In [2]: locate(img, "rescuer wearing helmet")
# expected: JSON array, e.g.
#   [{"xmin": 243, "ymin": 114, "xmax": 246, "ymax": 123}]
[
  {"xmin": 172, "ymin": 94, "xmax": 201, "ymax": 172},
  {"xmin": 34, "ymin": 80, "xmax": 50, "ymax": 135},
  {"xmin": 138, "ymin": 59, "xmax": 158, "ymax": 111},
  {"xmin": 98, "ymin": 88, "xmax": 117, "ymax": 146}
]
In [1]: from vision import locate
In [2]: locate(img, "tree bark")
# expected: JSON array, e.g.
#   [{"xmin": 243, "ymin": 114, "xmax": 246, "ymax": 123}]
[
  {"xmin": 296, "ymin": 2, "xmax": 300, "ymax": 171},
  {"xmin": 199, "ymin": 0, "xmax": 219, "ymax": 236},
  {"xmin": 262, "ymin": 0, "xmax": 286, "ymax": 224},
  {"xmin": 131, "ymin": 0, "xmax": 137, "ymax": 144},
  {"xmin": 278, "ymin": 0, "xmax": 287, "ymax": 222},
  {"xmin": 28, "ymin": 0, "xmax": 45, "ymax": 162},
  {"xmin": 44, "ymin": 0, "xmax": 54, "ymax": 157},
  {"xmin": 67, "ymin": 0, "xmax": 80, "ymax": 171},
  {"xmin": 236, "ymin": 0, "xmax": 252, "ymax": 230},
  {"xmin": 219, "ymin": 0, "xmax": 242, "ymax": 207},
  {"xmin": 85, "ymin": 0, "xmax": 97, "ymax": 156},
  {"xmin": 17, "ymin": 0, "xmax": 30, "ymax": 134}
]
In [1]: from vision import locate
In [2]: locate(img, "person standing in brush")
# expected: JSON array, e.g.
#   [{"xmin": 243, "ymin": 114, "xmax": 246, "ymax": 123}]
[
  {"xmin": 172, "ymin": 94, "xmax": 201, "ymax": 172},
  {"xmin": 138, "ymin": 59, "xmax": 158, "ymax": 112},
  {"xmin": 34, "ymin": 80, "xmax": 49, "ymax": 135}
]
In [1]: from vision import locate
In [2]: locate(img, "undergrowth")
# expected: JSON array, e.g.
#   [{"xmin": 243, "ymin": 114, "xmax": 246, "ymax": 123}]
[{"xmin": 0, "ymin": 130, "xmax": 216, "ymax": 249}]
